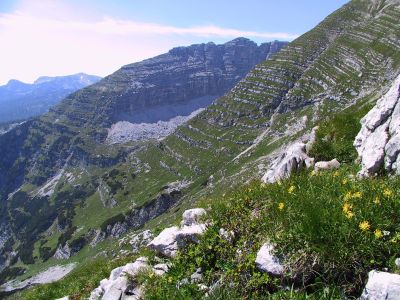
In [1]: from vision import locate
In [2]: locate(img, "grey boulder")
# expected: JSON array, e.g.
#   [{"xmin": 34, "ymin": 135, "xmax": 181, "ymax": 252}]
[{"xmin": 360, "ymin": 270, "xmax": 400, "ymax": 300}]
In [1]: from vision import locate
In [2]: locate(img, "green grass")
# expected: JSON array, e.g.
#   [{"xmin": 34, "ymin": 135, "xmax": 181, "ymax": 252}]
[{"xmin": 141, "ymin": 167, "xmax": 400, "ymax": 299}]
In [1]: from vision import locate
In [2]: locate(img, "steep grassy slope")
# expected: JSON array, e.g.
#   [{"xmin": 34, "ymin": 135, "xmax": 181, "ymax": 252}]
[{"xmin": 1, "ymin": 0, "xmax": 400, "ymax": 291}]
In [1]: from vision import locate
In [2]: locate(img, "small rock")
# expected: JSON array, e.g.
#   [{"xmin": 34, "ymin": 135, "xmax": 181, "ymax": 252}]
[
  {"xmin": 122, "ymin": 257, "xmax": 149, "ymax": 277},
  {"xmin": 360, "ymin": 270, "xmax": 400, "ymax": 300},
  {"xmin": 153, "ymin": 263, "xmax": 169, "ymax": 276},
  {"xmin": 176, "ymin": 224, "xmax": 207, "ymax": 247},
  {"xmin": 395, "ymin": 258, "xmax": 400, "ymax": 268},
  {"xmin": 190, "ymin": 268, "xmax": 203, "ymax": 283},
  {"xmin": 255, "ymin": 243, "xmax": 284, "ymax": 276},
  {"xmin": 147, "ymin": 226, "xmax": 179, "ymax": 258},
  {"xmin": 262, "ymin": 142, "xmax": 314, "ymax": 183},
  {"xmin": 55, "ymin": 297, "xmax": 69, "ymax": 300},
  {"xmin": 102, "ymin": 276, "xmax": 127, "ymax": 300},
  {"xmin": 198, "ymin": 284, "xmax": 209, "ymax": 291},
  {"xmin": 314, "ymin": 158, "xmax": 340, "ymax": 172},
  {"xmin": 219, "ymin": 228, "xmax": 234, "ymax": 242},
  {"xmin": 181, "ymin": 208, "xmax": 207, "ymax": 226}
]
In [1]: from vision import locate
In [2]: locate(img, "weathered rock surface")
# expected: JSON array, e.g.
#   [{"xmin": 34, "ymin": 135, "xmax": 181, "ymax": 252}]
[
  {"xmin": 89, "ymin": 257, "xmax": 150, "ymax": 300},
  {"xmin": 53, "ymin": 243, "xmax": 71, "ymax": 260},
  {"xmin": 89, "ymin": 256, "xmax": 170, "ymax": 300},
  {"xmin": 128, "ymin": 230, "xmax": 154, "ymax": 253},
  {"xmin": 147, "ymin": 226, "xmax": 180, "ymax": 258},
  {"xmin": 360, "ymin": 270, "xmax": 400, "ymax": 300},
  {"xmin": 262, "ymin": 142, "xmax": 314, "ymax": 183},
  {"xmin": 354, "ymin": 74, "xmax": 400, "ymax": 177},
  {"xmin": 181, "ymin": 208, "xmax": 207, "ymax": 226},
  {"xmin": 148, "ymin": 208, "xmax": 207, "ymax": 257},
  {"xmin": 314, "ymin": 158, "xmax": 340, "ymax": 172},
  {"xmin": 97, "ymin": 38, "xmax": 287, "ymax": 143},
  {"xmin": 255, "ymin": 243, "xmax": 284, "ymax": 276}
]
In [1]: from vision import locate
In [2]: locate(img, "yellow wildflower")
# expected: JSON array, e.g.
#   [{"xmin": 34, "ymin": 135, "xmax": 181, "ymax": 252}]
[
  {"xmin": 374, "ymin": 229, "xmax": 383, "ymax": 239},
  {"xmin": 278, "ymin": 202, "xmax": 285, "ymax": 210},
  {"xmin": 359, "ymin": 220, "xmax": 371, "ymax": 232},
  {"xmin": 345, "ymin": 211, "xmax": 354, "ymax": 219},
  {"xmin": 383, "ymin": 189, "xmax": 393, "ymax": 198},
  {"xmin": 353, "ymin": 191, "xmax": 363, "ymax": 199},
  {"xmin": 344, "ymin": 191, "xmax": 352, "ymax": 201},
  {"xmin": 277, "ymin": 181, "xmax": 282, "ymax": 186},
  {"xmin": 333, "ymin": 171, "xmax": 340, "ymax": 177},
  {"xmin": 310, "ymin": 170, "xmax": 317, "ymax": 176},
  {"xmin": 373, "ymin": 197, "xmax": 381, "ymax": 205},
  {"xmin": 342, "ymin": 202, "xmax": 353, "ymax": 214},
  {"xmin": 288, "ymin": 185, "xmax": 295, "ymax": 194},
  {"xmin": 342, "ymin": 178, "xmax": 348, "ymax": 185}
]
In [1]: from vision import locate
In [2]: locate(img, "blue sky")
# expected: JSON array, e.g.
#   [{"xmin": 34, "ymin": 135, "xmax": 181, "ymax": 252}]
[{"xmin": 0, "ymin": 0, "xmax": 349, "ymax": 84}]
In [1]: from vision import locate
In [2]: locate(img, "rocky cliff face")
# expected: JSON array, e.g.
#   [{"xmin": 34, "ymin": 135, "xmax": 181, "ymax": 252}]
[{"xmin": 354, "ymin": 73, "xmax": 400, "ymax": 176}]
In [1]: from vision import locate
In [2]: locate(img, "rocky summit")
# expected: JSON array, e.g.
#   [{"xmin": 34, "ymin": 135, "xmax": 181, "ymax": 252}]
[{"xmin": 1, "ymin": 0, "xmax": 400, "ymax": 299}]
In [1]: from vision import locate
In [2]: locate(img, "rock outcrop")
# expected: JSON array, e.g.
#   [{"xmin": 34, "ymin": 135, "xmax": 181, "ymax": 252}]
[
  {"xmin": 314, "ymin": 158, "xmax": 340, "ymax": 172},
  {"xmin": 89, "ymin": 257, "xmax": 155, "ymax": 300},
  {"xmin": 354, "ymin": 74, "xmax": 400, "ymax": 177},
  {"xmin": 255, "ymin": 243, "xmax": 284, "ymax": 276},
  {"xmin": 262, "ymin": 142, "xmax": 314, "ymax": 183},
  {"xmin": 360, "ymin": 270, "xmax": 400, "ymax": 300},
  {"xmin": 148, "ymin": 208, "xmax": 207, "ymax": 257}
]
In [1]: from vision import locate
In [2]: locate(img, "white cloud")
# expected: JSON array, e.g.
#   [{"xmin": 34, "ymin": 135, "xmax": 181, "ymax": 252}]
[{"xmin": 0, "ymin": 1, "xmax": 298, "ymax": 85}]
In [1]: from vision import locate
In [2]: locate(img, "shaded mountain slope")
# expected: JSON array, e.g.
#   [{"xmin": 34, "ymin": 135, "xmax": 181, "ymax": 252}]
[{"xmin": 0, "ymin": 73, "xmax": 101, "ymax": 123}]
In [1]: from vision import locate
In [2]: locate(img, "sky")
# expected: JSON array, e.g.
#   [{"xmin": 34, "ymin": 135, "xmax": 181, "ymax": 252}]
[{"xmin": 0, "ymin": 0, "xmax": 349, "ymax": 85}]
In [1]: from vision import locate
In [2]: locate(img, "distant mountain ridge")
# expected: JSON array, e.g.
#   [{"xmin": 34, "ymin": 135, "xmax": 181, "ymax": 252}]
[{"xmin": 0, "ymin": 73, "xmax": 101, "ymax": 123}]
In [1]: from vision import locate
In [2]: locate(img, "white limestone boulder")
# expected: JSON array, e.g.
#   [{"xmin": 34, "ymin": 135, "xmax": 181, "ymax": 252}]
[
  {"xmin": 176, "ymin": 224, "xmax": 207, "ymax": 247},
  {"xmin": 181, "ymin": 208, "xmax": 207, "ymax": 226},
  {"xmin": 255, "ymin": 243, "xmax": 284, "ymax": 276},
  {"xmin": 147, "ymin": 226, "xmax": 180, "ymax": 258},
  {"xmin": 153, "ymin": 263, "xmax": 169, "ymax": 276},
  {"xmin": 89, "ymin": 257, "xmax": 150, "ymax": 300},
  {"xmin": 262, "ymin": 142, "xmax": 314, "ymax": 183},
  {"xmin": 360, "ymin": 270, "xmax": 400, "ymax": 300},
  {"xmin": 148, "ymin": 208, "xmax": 207, "ymax": 258},
  {"xmin": 314, "ymin": 158, "xmax": 340, "ymax": 172}
]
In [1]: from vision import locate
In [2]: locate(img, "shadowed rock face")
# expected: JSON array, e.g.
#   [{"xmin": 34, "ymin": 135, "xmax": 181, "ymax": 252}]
[
  {"xmin": 53, "ymin": 38, "xmax": 287, "ymax": 128},
  {"xmin": 111, "ymin": 38, "xmax": 287, "ymax": 122}
]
